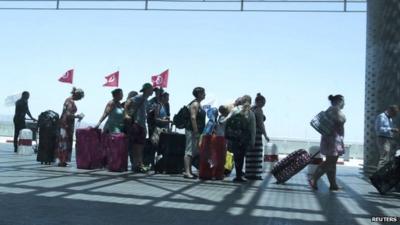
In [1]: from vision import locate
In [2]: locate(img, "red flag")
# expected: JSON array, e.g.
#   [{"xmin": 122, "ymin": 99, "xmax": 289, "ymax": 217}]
[
  {"xmin": 58, "ymin": 69, "xmax": 74, "ymax": 84},
  {"xmin": 151, "ymin": 69, "xmax": 169, "ymax": 88},
  {"xmin": 103, "ymin": 71, "xmax": 119, "ymax": 87}
]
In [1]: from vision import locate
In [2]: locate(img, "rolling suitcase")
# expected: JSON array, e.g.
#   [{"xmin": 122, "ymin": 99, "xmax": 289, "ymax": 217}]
[
  {"xmin": 199, "ymin": 135, "xmax": 227, "ymax": 180},
  {"xmin": 370, "ymin": 154, "xmax": 400, "ymax": 195},
  {"xmin": 37, "ymin": 110, "xmax": 59, "ymax": 164},
  {"xmin": 272, "ymin": 149, "xmax": 319, "ymax": 184},
  {"xmin": 143, "ymin": 139, "xmax": 156, "ymax": 168},
  {"xmin": 155, "ymin": 132, "xmax": 185, "ymax": 174},
  {"xmin": 75, "ymin": 128, "xmax": 105, "ymax": 169},
  {"xmin": 103, "ymin": 133, "xmax": 128, "ymax": 172}
]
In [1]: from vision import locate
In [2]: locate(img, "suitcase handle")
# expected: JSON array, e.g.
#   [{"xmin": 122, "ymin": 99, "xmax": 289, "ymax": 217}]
[
  {"xmin": 76, "ymin": 121, "xmax": 81, "ymax": 129},
  {"xmin": 169, "ymin": 124, "xmax": 177, "ymax": 133},
  {"xmin": 310, "ymin": 151, "xmax": 321, "ymax": 160}
]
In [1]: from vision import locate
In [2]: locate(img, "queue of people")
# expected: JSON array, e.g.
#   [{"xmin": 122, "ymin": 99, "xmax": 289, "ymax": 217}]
[{"xmin": 11, "ymin": 87, "xmax": 400, "ymax": 188}]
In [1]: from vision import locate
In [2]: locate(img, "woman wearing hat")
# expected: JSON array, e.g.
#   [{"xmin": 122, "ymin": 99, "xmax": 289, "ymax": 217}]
[{"xmin": 57, "ymin": 87, "xmax": 85, "ymax": 167}]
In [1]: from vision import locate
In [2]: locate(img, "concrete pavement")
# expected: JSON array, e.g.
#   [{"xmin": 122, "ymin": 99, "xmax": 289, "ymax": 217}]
[{"xmin": 0, "ymin": 143, "xmax": 399, "ymax": 225}]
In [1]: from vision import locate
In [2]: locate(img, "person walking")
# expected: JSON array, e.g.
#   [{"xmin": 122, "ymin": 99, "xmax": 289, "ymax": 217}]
[{"xmin": 309, "ymin": 95, "xmax": 346, "ymax": 191}]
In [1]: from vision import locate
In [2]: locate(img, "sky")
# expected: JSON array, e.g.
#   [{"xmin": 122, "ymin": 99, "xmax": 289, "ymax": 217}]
[{"xmin": 0, "ymin": 7, "xmax": 366, "ymax": 142}]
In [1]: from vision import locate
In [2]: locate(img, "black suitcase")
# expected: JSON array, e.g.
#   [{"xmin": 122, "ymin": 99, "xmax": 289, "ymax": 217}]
[
  {"xmin": 155, "ymin": 132, "xmax": 185, "ymax": 174},
  {"xmin": 272, "ymin": 149, "xmax": 319, "ymax": 184},
  {"xmin": 143, "ymin": 139, "xmax": 156, "ymax": 168},
  {"xmin": 370, "ymin": 155, "xmax": 400, "ymax": 195},
  {"xmin": 36, "ymin": 110, "xmax": 59, "ymax": 164}
]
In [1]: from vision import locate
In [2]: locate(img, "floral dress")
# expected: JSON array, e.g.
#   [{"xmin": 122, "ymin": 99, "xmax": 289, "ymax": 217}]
[{"xmin": 57, "ymin": 97, "xmax": 77, "ymax": 164}]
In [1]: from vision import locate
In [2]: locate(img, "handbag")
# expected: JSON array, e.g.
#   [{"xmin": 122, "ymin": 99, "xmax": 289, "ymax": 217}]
[
  {"xmin": 151, "ymin": 127, "xmax": 167, "ymax": 145},
  {"xmin": 310, "ymin": 111, "xmax": 335, "ymax": 136},
  {"xmin": 224, "ymin": 150, "xmax": 234, "ymax": 174}
]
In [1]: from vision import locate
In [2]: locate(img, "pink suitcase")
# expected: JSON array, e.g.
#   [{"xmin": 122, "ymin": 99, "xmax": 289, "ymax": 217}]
[
  {"xmin": 272, "ymin": 149, "xmax": 320, "ymax": 184},
  {"xmin": 103, "ymin": 133, "xmax": 128, "ymax": 172},
  {"xmin": 75, "ymin": 128, "xmax": 105, "ymax": 169}
]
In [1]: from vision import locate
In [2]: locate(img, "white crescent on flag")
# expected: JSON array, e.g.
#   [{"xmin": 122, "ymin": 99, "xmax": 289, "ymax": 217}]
[
  {"xmin": 156, "ymin": 76, "xmax": 163, "ymax": 85},
  {"xmin": 103, "ymin": 71, "xmax": 119, "ymax": 87},
  {"xmin": 151, "ymin": 69, "xmax": 168, "ymax": 88},
  {"xmin": 108, "ymin": 76, "xmax": 115, "ymax": 83}
]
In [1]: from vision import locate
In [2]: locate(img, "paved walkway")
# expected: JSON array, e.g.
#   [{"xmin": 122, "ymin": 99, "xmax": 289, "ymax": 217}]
[{"xmin": 0, "ymin": 143, "xmax": 399, "ymax": 225}]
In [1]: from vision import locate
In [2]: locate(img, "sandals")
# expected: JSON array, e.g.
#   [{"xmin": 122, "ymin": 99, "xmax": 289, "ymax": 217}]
[
  {"xmin": 329, "ymin": 185, "xmax": 342, "ymax": 191},
  {"xmin": 183, "ymin": 174, "xmax": 197, "ymax": 179},
  {"xmin": 134, "ymin": 166, "xmax": 149, "ymax": 173},
  {"xmin": 58, "ymin": 162, "xmax": 67, "ymax": 167},
  {"xmin": 245, "ymin": 176, "xmax": 263, "ymax": 181},
  {"xmin": 233, "ymin": 177, "xmax": 247, "ymax": 183}
]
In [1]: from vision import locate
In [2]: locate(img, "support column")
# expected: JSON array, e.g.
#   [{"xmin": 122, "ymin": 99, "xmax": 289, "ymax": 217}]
[{"xmin": 364, "ymin": 0, "xmax": 400, "ymax": 175}]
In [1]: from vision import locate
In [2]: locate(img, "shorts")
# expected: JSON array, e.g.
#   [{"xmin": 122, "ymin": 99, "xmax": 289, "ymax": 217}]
[
  {"xmin": 128, "ymin": 123, "xmax": 146, "ymax": 145},
  {"xmin": 185, "ymin": 130, "xmax": 200, "ymax": 157}
]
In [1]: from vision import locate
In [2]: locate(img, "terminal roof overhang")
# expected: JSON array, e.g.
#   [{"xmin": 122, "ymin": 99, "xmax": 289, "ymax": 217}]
[{"xmin": 0, "ymin": 0, "xmax": 366, "ymax": 12}]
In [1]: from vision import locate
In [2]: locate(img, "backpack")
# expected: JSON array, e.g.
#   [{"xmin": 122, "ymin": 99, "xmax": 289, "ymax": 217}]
[
  {"xmin": 173, "ymin": 100, "xmax": 198, "ymax": 129},
  {"xmin": 173, "ymin": 106, "xmax": 190, "ymax": 129},
  {"xmin": 225, "ymin": 112, "xmax": 251, "ymax": 145}
]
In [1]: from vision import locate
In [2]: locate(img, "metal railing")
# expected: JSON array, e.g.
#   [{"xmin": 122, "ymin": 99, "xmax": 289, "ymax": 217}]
[{"xmin": 0, "ymin": 0, "xmax": 366, "ymax": 12}]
